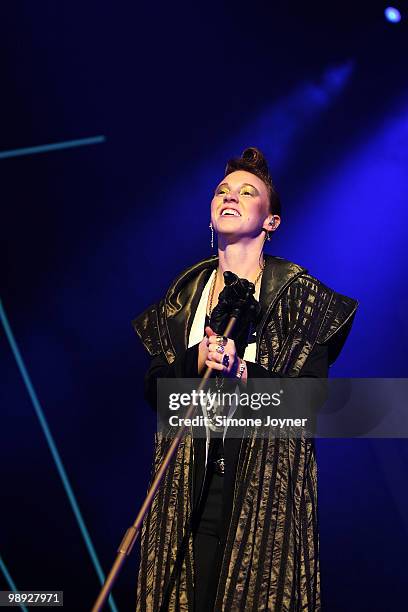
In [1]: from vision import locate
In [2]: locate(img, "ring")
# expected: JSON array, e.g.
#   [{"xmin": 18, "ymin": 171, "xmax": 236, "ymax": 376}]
[
  {"xmin": 222, "ymin": 353, "xmax": 230, "ymax": 368},
  {"xmin": 216, "ymin": 335, "xmax": 228, "ymax": 346},
  {"xmin": 216, "ymin": 345, "xmax": 225, "ymax": 354}
]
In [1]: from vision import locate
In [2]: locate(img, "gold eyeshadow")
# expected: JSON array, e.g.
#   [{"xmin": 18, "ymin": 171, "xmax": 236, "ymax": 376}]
[{"xmin": 215, "ymin": 183, "xmax": 259, "ymax": 196}]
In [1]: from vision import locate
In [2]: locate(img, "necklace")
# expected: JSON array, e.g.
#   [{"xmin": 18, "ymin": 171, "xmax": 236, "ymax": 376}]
[{"xmin": 208, "ymin": 261, "xmax": 265, "ymax": 317}]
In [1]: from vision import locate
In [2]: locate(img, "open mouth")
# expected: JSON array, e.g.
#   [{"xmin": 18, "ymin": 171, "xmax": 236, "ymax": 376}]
[{"xmin": 220, "ymin": 208, "xmax": 241, "ymax": 217}]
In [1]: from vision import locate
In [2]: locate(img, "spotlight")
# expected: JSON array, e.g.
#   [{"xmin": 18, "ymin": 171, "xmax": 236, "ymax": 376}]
[{"xmin": 384, "ymin": 6, "xmax": 401, "ymax": 22}]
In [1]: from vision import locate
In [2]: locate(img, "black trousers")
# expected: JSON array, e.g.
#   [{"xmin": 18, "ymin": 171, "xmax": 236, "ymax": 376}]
[
  {"xmin": 192, "ymin": 457, "xmax": 225, "ymax": 612},
  {"xmin": 193, "ymin": 532, "xmax": 222, "ymax": 611}
]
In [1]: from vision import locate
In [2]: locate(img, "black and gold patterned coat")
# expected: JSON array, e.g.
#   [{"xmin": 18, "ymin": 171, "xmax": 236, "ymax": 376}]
[{"xmin": 132, "ymin": 254, "xmax": 358, "ymax": 611}]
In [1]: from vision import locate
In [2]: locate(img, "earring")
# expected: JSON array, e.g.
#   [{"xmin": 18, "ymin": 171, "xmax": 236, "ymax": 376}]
[
  {"xmin": 209, "ymin": 222, "xmax": 214, "ymax": 249},
  {"xmin": 265, "ymin": 215, "xmax": 275, "ymax": 241}
]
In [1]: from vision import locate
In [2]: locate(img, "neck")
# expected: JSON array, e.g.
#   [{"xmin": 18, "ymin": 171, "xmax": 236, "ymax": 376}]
[{"xmin": 216, "ymin": 236, "xmax": 265, "ymax": 284}]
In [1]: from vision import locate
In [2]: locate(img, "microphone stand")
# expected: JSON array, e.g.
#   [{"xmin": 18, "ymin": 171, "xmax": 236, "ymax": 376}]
[{"xmin": 91, "ymin": 315, "xmax": 239, "ymax": 611}]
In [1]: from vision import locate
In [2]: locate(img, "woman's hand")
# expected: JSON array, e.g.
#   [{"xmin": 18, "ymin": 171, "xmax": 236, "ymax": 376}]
[
  {"xmin": 206, "ymin": 329, "xmax": 242, "ymax": 378},
  {"xmin": 199, "ymin": 326, "xmax": 247, "ymax": 380}
]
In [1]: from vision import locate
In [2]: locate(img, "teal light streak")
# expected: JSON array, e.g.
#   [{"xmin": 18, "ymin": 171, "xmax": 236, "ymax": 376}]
[
  {"xmin": 0, "ymin": 555, "xmax": 28, "ymax": 612},
  {"xmin": 0, "ymin": 300, "xmax": 118, "ymax": 612},
  {"xmin": 0, "ymin": 136, "xmax": 105, "ymax": 159}
]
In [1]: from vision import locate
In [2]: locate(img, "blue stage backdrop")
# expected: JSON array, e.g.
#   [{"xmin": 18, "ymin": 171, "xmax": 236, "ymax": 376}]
[{"xmin": 1, "ymin": 2, "xmax": 408, "ymax": 610}]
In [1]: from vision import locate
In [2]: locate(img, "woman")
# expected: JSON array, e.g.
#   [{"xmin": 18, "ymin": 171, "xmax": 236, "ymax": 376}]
[{"xmin": 133, "ymin": 147, "xmax": 358, "ymax": 611}]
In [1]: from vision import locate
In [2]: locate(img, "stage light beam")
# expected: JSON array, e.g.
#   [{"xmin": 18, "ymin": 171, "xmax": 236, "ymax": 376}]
[{"xmin": 385, "ymin": 7, "xmax": 402, "ymax": 23}]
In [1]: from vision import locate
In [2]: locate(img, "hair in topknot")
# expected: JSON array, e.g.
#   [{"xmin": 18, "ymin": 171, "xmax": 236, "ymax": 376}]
[{"xmin": 224, "ymin": 146, "xmax": 281, "ymax": 218}]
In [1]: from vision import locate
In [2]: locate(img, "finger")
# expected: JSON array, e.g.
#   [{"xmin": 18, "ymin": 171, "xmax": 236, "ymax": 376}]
[
  {"xmin": 205, "ymin": 360, "xmax": 225, "ymax": 372},
  {"xmin": 207, "ymin": 350, "xmax": 222, "ymax": 363},
  {"xmin": 208, "ymin": 344, "xmax": 236, "ymax": 362},
  {"xmin": 205, "ymin": 326, "xmax": 216, "ymax": 337},
  {"xmin": 208, "ymin": 335, "xmax": 229, "ymax": 345},
  {"xmin": 207, "ymin": 340, "xmax": 224, "ymax": 350},
  {"xmin": 207, "ymin": 335, "xmax": 236, "ymax": 349},
  {"xmin": 208, "ymin": 347, "xmax": 230, "ymax": 361},
  {"xmin": 207, "ymin": 347, "xmax": 224, "ymax": 359}
]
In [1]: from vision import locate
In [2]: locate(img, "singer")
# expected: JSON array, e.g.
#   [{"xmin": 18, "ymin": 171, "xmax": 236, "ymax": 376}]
[{"xmin": 132, "ymin": 147, "xmax": 358, "ymax": 611}]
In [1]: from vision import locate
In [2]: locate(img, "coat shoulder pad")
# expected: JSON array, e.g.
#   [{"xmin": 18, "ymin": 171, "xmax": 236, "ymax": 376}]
[
  {"xmin": 131, "ymin": 301, "xmax": 164, "ymax": 357},
  {"xmin": 296, "ymin": 273, "xmax": 359, "ymax": 366}
]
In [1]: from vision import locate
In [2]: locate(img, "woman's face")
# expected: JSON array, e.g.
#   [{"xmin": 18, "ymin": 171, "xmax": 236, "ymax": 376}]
[{"xmin": 211, "ymin": 170, "xmax": 273, "ymax": 240}]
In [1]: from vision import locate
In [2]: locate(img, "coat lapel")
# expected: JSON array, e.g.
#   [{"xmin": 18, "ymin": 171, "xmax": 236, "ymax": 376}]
[
  {"xmin": 256, "ymin": 256, "xmax": 307, "ymax": 338},
  {"xmin": 164, "ymin": 255, "xmax": 218, "ymax": 356}
]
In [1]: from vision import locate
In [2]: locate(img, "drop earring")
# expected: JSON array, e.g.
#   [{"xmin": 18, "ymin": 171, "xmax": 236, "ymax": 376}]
[
  {"xmin": 266, "ymin": 215, "xmax": 275, "ymax": 241},
  {"xmin": 209, "ymin": 222, "xmax": 214, "ymax": 249}
]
